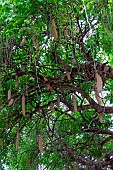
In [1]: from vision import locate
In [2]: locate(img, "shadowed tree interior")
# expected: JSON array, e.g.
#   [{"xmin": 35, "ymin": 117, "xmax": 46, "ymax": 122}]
[{"xmin": 1, "ymin": 0, "xmax": 113, "ymax": 169}]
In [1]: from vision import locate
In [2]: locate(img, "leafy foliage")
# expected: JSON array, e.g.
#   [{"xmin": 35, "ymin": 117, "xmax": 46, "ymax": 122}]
[{"xmin": 1, "ymin": 0, "xmax": 113, "ymax": 169}]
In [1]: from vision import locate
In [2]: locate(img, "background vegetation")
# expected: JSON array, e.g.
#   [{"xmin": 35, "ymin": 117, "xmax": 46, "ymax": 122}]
[{"xmin": 1, "ymin": 0, "xmax": 113, "ymax": 169}]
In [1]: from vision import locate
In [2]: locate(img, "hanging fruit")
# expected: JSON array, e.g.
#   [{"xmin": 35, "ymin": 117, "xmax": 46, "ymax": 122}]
[
  {"xmin": 8, "ymin": 89, "xmax": 11, "ymax": 101},
  {"xmin": 72, "ymin": 95, "xmax": 77, "ymax": 112},
  {"xmin": 38, "ymin": 133, "xmax": 44, "ymax": 153},
  {"xmin": 95, "ymin": 92, "xmax": 102, "ymax": 105},
  {"xmin": 16, "ymin": 129, "xmax": 20, "ymax": 150},
  {"xmin": 15, "ymin": 75, "xmax": 18, "ymax": 88},
  {"xmin": 20, "ymin": 36, "xmax": 26, "ymax": 46},
  {"xmin": 51, "ymin": 19, "xmax": 58, "ymax": 40},
  {"xmin": 22, "ymin": 94, "xmax": 25, "ymax": 116},
  {"xmin": 32, "ymin": 34, "xmax": 39, "ymax": 52},
  {"xmin": 95, "ymin": 72, "xmax": 103, "ymax": 93},
  {"xmin": 65, "ymin": 29, "xmax": 70, "ymax": 41},
  {"xmin": 8, "ymin": 89, "xmax": 13, "ymax": 106},
  {"xmin": 21, "ymin": 64, "xmax": 25, "ymax": 72},
  {"xmin": 99, "ymin": 113, "xmax": 103, "ymax": 123},
  {"xmin": 16, "ymin": 130, "xmax": 20, "ymax": 150},
  {"xmin": 8, "ymin": 99, "xmax": 13, "ymax": 106},
  {"xmin": 66, "ymin": 70, "xmax": 71, "ymax": 81}
]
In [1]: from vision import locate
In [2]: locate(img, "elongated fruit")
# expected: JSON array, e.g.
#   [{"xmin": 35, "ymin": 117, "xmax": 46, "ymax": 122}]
[
  {"xmin": 8, "ymin": 89, "xmax": 13, "ymax": 106},
  {"xmin": 72, "ymin": 95, "xmax": 77, "ymax": 112},
  {"xmin": 38, "ymin": 133, "xmax": 44, "ymax": 153},
  {"xmin": 65, "ymin": 29, "xmax": 70, "ymax": 41},
  {"xmin": 51, "ymin": 19, "xmax": 58, "ymax": 40},
  {"xmin": 16, "ymin": 130, "xmax": 20, "ymax": 150},
  {"xmin": 22, "ymin": 94, "xmax": 25, "ymax": 116},
  {"xmin": 66, "ymin": 71, "xmax": 71, "ymax": 81},
  {"xmin": 95, "ymin": 72, "xmax": 103, "ymax": 93},
  {"xmin": 95, "ymin": 92, "xmax": 102, "ymax": 105},
  {"xmin": 32, "ymin": 34, "xmax": 39, "ymax": 52},
  {"xmin": 15, "ymin": 75, "xmax": 18, "ymax": 88},
  {"xmin": 99, "ymin": 113, "xmax": 103, "ymax": 123},
  {"xmin": 20, "ymin": 36, "xmax": 26, "ymax": 46}
]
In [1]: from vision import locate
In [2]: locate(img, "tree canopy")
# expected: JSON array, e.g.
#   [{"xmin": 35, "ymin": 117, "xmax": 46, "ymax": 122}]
[{"xmin": 1, "ymin": 0, "xmax": 113, "ymax": 169}]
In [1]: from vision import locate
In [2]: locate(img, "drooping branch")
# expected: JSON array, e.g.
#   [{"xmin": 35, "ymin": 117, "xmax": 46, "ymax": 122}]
[{"xmin": 83, "ymin": 127, "xmax": 113, "ymax": 137}]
